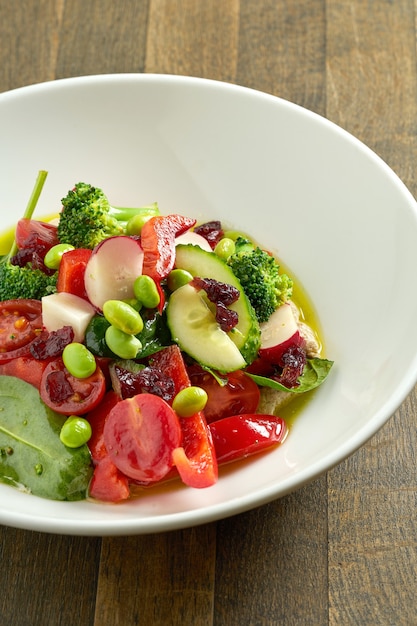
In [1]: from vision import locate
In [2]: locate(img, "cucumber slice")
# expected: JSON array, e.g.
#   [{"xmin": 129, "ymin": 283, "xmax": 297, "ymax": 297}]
[
  {"xmin": 166, "ymin": 283, "xmax": 247, "ymax": 372},
  {"xmin": 174, "ymin": 244, "xmax": 260, "ymax": 363}
]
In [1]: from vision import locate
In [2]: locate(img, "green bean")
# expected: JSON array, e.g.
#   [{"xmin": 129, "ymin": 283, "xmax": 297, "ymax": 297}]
[
  {"xmin": 62, "ymin": 343, "xmax": 96, "ymax": 379},
  {"xmin": 44, "ymin": 243, "xmax": 75, "ymax": 269},
  {"xmin": 167, "ymin": 268, "xmax": 193, "ymax": 292},
  {"xmin": 214, "ymin": 237, "xmax": 236, "ymax": 260},
  {"xmin": 133, "ymin": 275, "xmax": 160, "ymax": 309},
  {"xmin": 103, "ymin": 299, "xmax": 144, "ymax": 335},
  {"xmin": 105, "ymin": 325, "xmax": 142, "ymax": 359},
  {"xmin": 172, "ymin": 386, "xmax": 208, "ymax": 417},
  {"xmin": 60, "ymin": 416, "xmax": 92, "ymax": 448}
]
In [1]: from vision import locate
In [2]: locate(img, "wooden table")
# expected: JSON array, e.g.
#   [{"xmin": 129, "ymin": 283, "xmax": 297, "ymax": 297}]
[{"xmin": 1, "ymin": 2, "xmax": 416, "ymax": 624}]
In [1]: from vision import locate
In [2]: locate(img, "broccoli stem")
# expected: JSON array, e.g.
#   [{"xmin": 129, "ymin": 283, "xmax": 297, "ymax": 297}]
[
  {"xmin": 8, "ymin": 170, "xmax": 48, "ymax": 259},
  {"xmin": 109, "ymin": 202, "xmax": 159, "ymax": 224}
]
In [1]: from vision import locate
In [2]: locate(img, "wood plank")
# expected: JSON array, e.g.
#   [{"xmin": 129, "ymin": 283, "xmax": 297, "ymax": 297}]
[
  {"xmin": 236, "ymin": 0, "xmax": 326, "ymax": 114},
  {"xmin": 326, "ymin": 1, "xmax": 417, "ymax": 623},
  {"xmin": 145, "ymin": 0, "xmax": 239, "ymax": 81},
  {"xmin": 55, "ymin": 0, "xmax": 150, "ymax": 78},
  {"xmin": 214, "ymin": 479, "xmax": 329, "ymax": 625},
  {"xmin": 0, "ymin": 526, "xmax": 101, "ymax": 626},
  {"xmin": 94, "ymin": 525, "xmax": 216, "ymax": 626},
  {"xmin": 0, "ymin": 0, "xmax": 64, "ymax": 91}
]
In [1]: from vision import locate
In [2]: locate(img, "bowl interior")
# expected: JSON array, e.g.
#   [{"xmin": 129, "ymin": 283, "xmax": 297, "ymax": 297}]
[{"xmin": 1, "ymin": 74, "xmax": 417, "ymax": 535}]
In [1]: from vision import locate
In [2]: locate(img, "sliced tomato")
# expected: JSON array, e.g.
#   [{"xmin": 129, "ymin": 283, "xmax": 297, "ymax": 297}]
[
  {"xmin": 0, "ymin": 299, "xmax": 43, "ymax": 362},
  {"xmin": 87, "ymin": 390, "xmax": 121, "ymax": 462},
  {"xmin": 209, "ymin": 414, "xmax": 288, "ymax": 464},
  {"xmin": 57, "ymin": 248, "xmax": 92, "ymax": 300},
  {"xmin": 103, "ymin": 393, "xmax": 182, "ymax": 483},
  {"xmin": 15, "ymin": 218, "xmax": 58, "ymax": 249},
  {"xmin": 0, "ymin": 355, "xmax": 49, "ymax": 390},
  {"xmin": 89, "ymin": 456, "xmax": 130, "ymax": 503},
  {"xmin": 40, "ymin": 357, "xmax": 106, "ymax": 415},
  {"xmin": 188, "ymin": 365, "xmax": 260, "ymax": 423}
]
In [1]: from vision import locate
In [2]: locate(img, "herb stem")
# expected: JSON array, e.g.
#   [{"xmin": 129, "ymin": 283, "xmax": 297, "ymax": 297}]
[{"xmin": 8, "ymin": 170, "xmax": 48, "ymax": 258}]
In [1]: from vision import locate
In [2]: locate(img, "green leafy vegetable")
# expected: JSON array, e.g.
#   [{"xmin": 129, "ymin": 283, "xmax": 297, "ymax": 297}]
[
  {"xmin": 247, "ymin": 358, "xmax": 334, "ymax": 394},
  {"xmin": 0, "ymin": 376, "xmax": 92, "ymax": 500}
]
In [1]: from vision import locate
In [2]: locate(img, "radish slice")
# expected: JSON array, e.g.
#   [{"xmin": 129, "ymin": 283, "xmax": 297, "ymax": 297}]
[
  {"xmin": 42, "ymin": 292, "xmax": 96, "ymax": 343},
  {"xmin": 175, "ymin": 231, "xmax": 212, "ymax": 252},
  {"xmin": 84, "ymin": 236, "xmax": 144, "ymax": 311},
  {"xmin": 259, "ymin": 302, "xmax": 304, "ymax": 363}
]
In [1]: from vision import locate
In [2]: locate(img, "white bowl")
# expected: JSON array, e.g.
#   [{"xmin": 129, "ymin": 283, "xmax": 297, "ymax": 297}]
[{"xmin": 0, "ymin": 74, "xmax": 416, "ymax": 536}]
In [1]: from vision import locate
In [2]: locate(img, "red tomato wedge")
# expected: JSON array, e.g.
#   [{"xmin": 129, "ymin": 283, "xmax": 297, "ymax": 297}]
[
  {"xmin": 0, "ymin": 299, "xmax": 43, "ymax": 362},
  {"xmin": 209, "ymin": 414, "xmax": 288, "ymax": 464},
  {"xmin": 57, "ymin": 248, "xmax": 92, "ymax": 300},
  {"xmin": 103, "ymin": 393, "xmax": 182, "ymax": 483},
  {"xmin": 40, "ymin": 357, "xmax": 106, "ymax": 415},
  {"xmin": 140, "ymin": 214, "xmax": 196, "ymax": 310},
  {"xmin": 89, "ymin": 456, "xmax": 130, "ymax": 503},
  {"xmin": 150, "ymin": 345, "xmax": 218, "ymax": 489},
  {"xmin": 86, "ymin": 390, "xmax": 130, "ymax": 503},
  {"xmin": 188, "ymin": 366, "xmax": 260, "ymax": 423}
]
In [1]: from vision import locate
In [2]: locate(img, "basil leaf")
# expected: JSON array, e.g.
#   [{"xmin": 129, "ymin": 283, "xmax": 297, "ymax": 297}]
[
  {"xmin": 247, "ymin": 358, "xmax": 334, "ymax": 394},
  {"xmin": 0, "ymin": 376, "xmax": 92, "ymax": 500}
]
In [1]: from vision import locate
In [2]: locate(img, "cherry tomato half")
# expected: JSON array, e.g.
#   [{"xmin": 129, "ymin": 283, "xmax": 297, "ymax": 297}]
[
  {"xmin": 188, "ymin": 366, "xmax": 261, "ymax": 424},
  {"xmin": 103, "ymin": 393, "xmax": 182, "ymax": 484},
  {"xmin": 40, "ymin": 357, "xmax": 106, "ymax": 415},
  {"xmin": 0, "ymin": 299, "xmax": 43, "ymax": 362}
]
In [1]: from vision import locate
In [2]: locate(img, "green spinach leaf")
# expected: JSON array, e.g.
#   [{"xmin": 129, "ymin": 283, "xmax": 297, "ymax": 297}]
[
  {"xmin": 0, "ymin": 376, "xmax": 92, "ymax": 500},
  {"xmin": 247, "ymin": 357, "xmax": 334, "ymax": 394}
]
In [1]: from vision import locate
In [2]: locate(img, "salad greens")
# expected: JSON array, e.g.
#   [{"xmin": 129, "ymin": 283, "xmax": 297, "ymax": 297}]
[{"xmin": 0, "ymin": 376, "xmax": 92, "ymax": 500}]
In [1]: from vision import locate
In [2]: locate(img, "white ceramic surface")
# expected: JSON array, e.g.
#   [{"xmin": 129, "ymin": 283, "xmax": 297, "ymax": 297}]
[{"xmin": 0, "ymin": 74, "xmax": 417, "ymax": 536}]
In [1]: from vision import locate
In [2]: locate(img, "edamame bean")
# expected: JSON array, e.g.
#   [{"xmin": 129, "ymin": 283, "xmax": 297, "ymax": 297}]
[
  {"xmin": 133, "ymin": 275, "xmax": 160, "ymax": 309},
  {"xmin": 103, "ymin": 299, "xmax": 144, "ymax": 335},
  {"xmin": 60, "ymin": 416, "xmax": 92, "ymax": 448},
  {"xmin": 172, "ymin": 386, "xmax": 208, "ymax": 417},
  {"xmin": 62, "ymin": 343, "xmax": 96, "ymax": 379},
  {"xmin": 167, "ymin": 268, "xmax": 193, "ymax": 292},
  {"xmin": 105, "ymin": 325, "xmax": 142, "ymax": 359},
  {"xmin": 44, "ymin": 243, "xmax": 75, "ymax": 269},
  {"xmin": 214, "ymin": 237, "xmax": 236, "ymax": 260}
]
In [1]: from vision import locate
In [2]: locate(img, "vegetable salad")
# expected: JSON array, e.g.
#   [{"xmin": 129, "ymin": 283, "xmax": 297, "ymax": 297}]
[{"xmin": 0, "ymin": 172, "xmax": 333, "ymax": 503}]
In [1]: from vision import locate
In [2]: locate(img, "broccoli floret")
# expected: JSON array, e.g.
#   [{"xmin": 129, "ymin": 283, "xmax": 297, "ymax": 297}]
[
  {"xmin": 227, "ymin": 237, "xmax": 293, "ymax": 323},
  {"xmin": 0, "ymin": 263, "xmax": 57, "ymax": 301},
  {"xmin": 57, "ymin": 182, "xmax": 159, "ymax": 249}
]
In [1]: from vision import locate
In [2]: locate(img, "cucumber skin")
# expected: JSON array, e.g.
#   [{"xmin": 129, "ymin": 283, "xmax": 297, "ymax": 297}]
[{"xmin": 174, "ymin": 244, "xmax": 261, "ymax": 364}]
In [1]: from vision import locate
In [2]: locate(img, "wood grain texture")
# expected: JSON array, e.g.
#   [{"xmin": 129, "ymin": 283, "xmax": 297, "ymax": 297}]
[{"xmin": 0, "ymin": 1, "xmax": 416, "ymax": 624}]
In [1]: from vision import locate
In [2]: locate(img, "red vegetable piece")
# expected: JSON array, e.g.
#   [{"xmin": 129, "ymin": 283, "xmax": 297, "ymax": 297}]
[
  {"xmin": 141, "ymin": 214, "xmax": 196, "ymax": 310},
  {"xmin": 15, "ymin": 218, "xmax": 59, "ymax": 250},
  {"xmin": 0, "ymin": 355, "xmax": 49, "ymax": 390},
  {"xmin": 40, "ymin": 358, "xmax": 106, "ymax": 415},
  {"xmin": 151, "ymin": 345, "xmax": 218, "ymax": 489},
  {"xmin": 188, "ymin": 365, "xmax": 260, "ymax": 424},
  {"xmin": 0, "ymin": 299, "xmax": 43, "ymax": 363},
  {"xmin": 89, "ymin": 456, "xmax": 130, "ymax": 503},
  {"xmin": 86, "ymin": 390, "xmax": 121, "ymax": 461},
  {"xmin": 209, "ymin": 414, "xmax": 288, "ymax": 464},
  {"xmin": 86, "ymin": 390, "xmax": 130, "ymax": 503},
  {"xmin": 57, "ymin": 248, "xmax": 92, "ymax": 300},
  {"xmin": 103, "ymin": 393, "xmax": 182, "ymax": 484}
]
